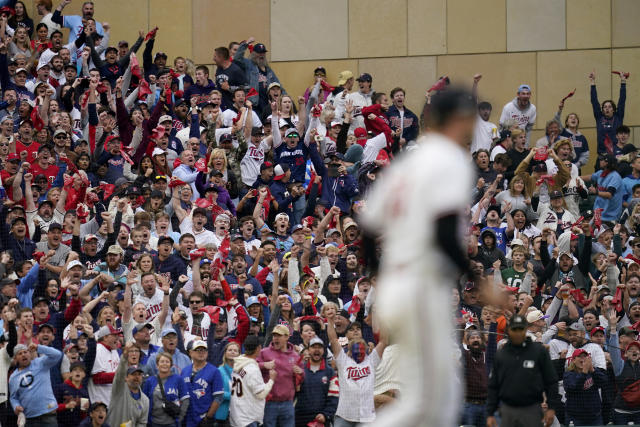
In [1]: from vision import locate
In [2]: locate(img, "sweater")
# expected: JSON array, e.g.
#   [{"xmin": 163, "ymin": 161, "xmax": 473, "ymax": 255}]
[
  {"xmin": 107, "ymin": 359, "xmax": 149, "ymax": 427},
  {"xmin": 9, "ymin": 345, "xmax": 63, "ymax": 418},
  {"xmin": 591, "ymin": 84, "xmax": 626, "ymax": 154},
  {"xmin": 563, "ymin": 369, "xmax": 607, "ymax": 419},
  {"xmin": 256, "ymin": 342, "xmax": 304, "ymax": 402}
]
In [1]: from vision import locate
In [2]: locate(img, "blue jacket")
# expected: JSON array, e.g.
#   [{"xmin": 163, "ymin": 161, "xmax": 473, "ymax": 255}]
[
  {"xmin": 385, "ymin": 105, "xmax": 419, "ymax": 143},
  {"xmin": 215, "ymin": 363, "xmax": 233, "ymax": 420},
  {"xmin": 591, "ymin": 83, "xmax": 625, "ymax": 154},
  {"xmin": 142, "ymin": 373, "xmax": 189, "ymax": 425},
  {"xmin": 295, "ymin": 359, "xmax": 338, "ymax": 423},
  {"xmin": 309, "ymin": 143, "xmax": 359, "ymax": 213},
  {"xmin": 10, "ymin": 345, "xmax": 63, "ymax": 418}
]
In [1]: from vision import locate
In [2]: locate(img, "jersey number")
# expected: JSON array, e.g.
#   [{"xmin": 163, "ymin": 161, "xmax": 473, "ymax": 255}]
[{"xmin": 231, "ymin": 377, "xmax": 243, "ymax": 397}]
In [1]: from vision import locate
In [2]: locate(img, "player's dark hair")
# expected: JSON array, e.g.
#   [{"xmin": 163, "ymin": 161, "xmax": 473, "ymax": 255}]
[
  {"xmin": 424, "ymin": 86, "xmax": 476, "ymax": 130},
  {"xmin": 478, "ymin": 101, "xmax": 492, "ymax": 111},
  {"xmin": 244, "ymin": 335, "xmax": 261, "ymax": 354}
]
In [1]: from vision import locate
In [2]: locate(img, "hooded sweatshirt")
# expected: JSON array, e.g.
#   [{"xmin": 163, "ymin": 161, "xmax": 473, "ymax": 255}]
[
  {"xmin": 230, "ymin": 355, "xmax": 274, "ymax": 427},
  {"xmin": 256, "ymin": 342, "xmax": 304, "ymax": 401}
]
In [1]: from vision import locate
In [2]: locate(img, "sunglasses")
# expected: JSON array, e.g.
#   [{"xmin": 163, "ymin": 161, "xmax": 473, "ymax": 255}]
[
  {"xmin": 155, "ymin": 176, "xmax": 167, "ymax": 180},
  {"xmin": 54, "ymin": 135, "xmax": 66, "ymax": 139},
  {"xmin": 189, "ymin": 300, "xmax": 203, "ymax": 305}
]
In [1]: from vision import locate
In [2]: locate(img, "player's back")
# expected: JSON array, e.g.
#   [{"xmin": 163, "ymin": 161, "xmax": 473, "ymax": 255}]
[{"xmin": 363, "ymin": 132, "xmax": 472, "ymax": 269}]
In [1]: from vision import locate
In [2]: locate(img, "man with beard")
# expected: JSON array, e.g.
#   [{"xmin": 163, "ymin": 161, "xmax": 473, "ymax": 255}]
[
  {"xmin": 294, "ymin": 337, "xmax": 338, "ymax": 426},
  {"xmin": 461, "ymin": 325, "xmax": 497, "ymax": 427},
  {"xmin": 46, "ymin": 55, "xmax": 65, "ymax": 87},
  {"xmin": 500, "ymin": 84, "xmax": 537, "ymax": 146},
  {"xmin": 225, "ymin": 254, "xmax": 264, "ymax": 296},
  {"xmin": 10, "ymin": 342, "xmax": 62, "ymax": 426},
  {"xmin": 36, "ymin": 222, "xmax": 71, "ymax": 277}
]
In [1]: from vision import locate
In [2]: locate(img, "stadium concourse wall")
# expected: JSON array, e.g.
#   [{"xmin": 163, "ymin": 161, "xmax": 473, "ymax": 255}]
[{"xmin": 39, "ymin": 0, "xmax": 640, "ymax": 174}]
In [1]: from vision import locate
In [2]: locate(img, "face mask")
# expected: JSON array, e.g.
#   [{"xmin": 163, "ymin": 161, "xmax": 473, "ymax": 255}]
[{"xmin": 349, "ymin": 342, "xmax": 367, "ymax": 364}]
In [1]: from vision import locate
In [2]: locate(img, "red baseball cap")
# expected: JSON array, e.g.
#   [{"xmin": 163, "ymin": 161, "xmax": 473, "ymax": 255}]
[{"xmin": 6, "ymin": 153, "xmax": 19, "ymax": 162}]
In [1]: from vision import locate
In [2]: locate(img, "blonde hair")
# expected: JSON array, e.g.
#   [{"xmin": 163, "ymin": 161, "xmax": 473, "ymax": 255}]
[
  {"xmin": 222, "ymin": 342, "xmax": 240, "ymax": 366},
  {"xmin": 208, "ymin": 148, "xmax": 228, "ymax": 171},
  {"xmin": 321, "ymin": 301, "xmax": 339, "ymax": 317},
  {"xmin": 155, "ymin": 352, "xmax": 173, "ymax": 367}
]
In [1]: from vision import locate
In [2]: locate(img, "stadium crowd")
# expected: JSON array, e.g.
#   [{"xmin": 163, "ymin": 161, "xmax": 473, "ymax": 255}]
[{"xmin": 0, "ymin": 0, "xmax": 637, "ymax": 427}]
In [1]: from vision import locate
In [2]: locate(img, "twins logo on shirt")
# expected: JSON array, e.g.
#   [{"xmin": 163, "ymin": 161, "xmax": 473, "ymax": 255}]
[{"xmin": 346, "ymin": 366, "xmax": 371, "ymax": 381}]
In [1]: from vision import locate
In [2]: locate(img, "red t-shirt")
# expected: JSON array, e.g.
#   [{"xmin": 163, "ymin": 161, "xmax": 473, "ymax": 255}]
[
  {"xmin": 14, "ymin": 140, "xmax": 41, "ymax": 163},
  {"xmin": 0, "ymin": 169, "xmax": 15, "ymax": 201},
  {"xmin": 30, "ymin": 162, "xmax": 59, "ymax": 188}
]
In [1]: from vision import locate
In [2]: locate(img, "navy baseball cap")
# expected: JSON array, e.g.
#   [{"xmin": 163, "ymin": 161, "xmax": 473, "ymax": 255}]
[{"xmin": 253, "ymin": 43, "xmax": 268, "ymax": 53}]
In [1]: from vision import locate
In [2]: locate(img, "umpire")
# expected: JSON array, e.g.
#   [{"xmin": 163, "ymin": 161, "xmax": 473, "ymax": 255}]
[{"xmin": 487, "ymin": 314, "xmax": 560, "ymax": 427}]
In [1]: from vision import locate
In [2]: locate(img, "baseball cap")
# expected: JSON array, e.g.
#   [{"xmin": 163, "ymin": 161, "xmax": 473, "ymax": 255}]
[
  {"xmin": 260, "ymin": 161, "xmax": 274, "ymax": 171},
  {"xmin": 152, "ymin": 147, "xmax": 167, "ymax": 157},
  {"xmin": 95, "ymin": 324, "xmax": 120, "ymax": 340},
  {"xmin": 0, "ymin": 277, "xmax": 19, "ymax": 288},
  {"xmin": 132, "ymin": 323, "xmax": 153, "ymax": 336},
  {"xmin": 620, "ymin": 326, "xmax": 639, "ymax": 336},
  {"xmin": 220, "ymin": 133, "xmax": 233, "ymax": 142},
  {"xmin": 330, "ymin": 120, "xmax": 342, "ymax": 128},
  {"xmin": 14, "ymin": 67, "xmax": 27, "ymax": 75},
  {"xmin": 337, "ymin": 70, "xmax": 354, "ymax": 86},
  {"xmin": 48, "ymin": 222, "xmax": 62, "ymax": 231},
  {"xmin": 253, "ymin": 43, "xmax": 268, "ymax": 53},
  {"xmin": 32, "ymin": 296, "xmax": 49, "ymax": 307},
  {"xmin": 154, "ymin": 51, "xmax": 168, "ymax": 59},
  {"xmin": 251, "ymin": 127, "xmax": 264, "ymax": 137},
  {"xmin": 66, "ymin": 260, "xmax": 84, "ymax": 270},
  {"xmin": 69, "ymin": 361, "xmax": 86, "ymax": 372},
  {"xmin": 272, "ymin": 324, "xmax": 290, "ymax": 336},
  {"xmin": 354, "ymin": 127, "xmax": 367, "ymax": 139},
  {"xmin": 325, "ymin": 228, "xmax": 341, "ymax": 237},
  {"xmin": 126, "ymin": 365, "xmax": 144, "ymax": 375},
  {"xmin": 89, "ymin": 402, "xmax": 107, "ymax": 412},
  {"xmin": 38, "ymin": 323, "xmax": 55, "ymax": 333},
  {"xmin": 590, "ymin": 326, "xmax": 605, "ymax": 336},
  {"xmin": 150, "ymin": 190, "xmax": 164, "ymax": 199},
  {"xmin": 518, "ymin": 84, "xmax": 531, "ymax": 92},
  {"xmin": 161, "ymin": 327, "xmax": 177, "ymax": 338},
  {"xmin": 246, "ymin": 296, "xmax": 260, "ymax": 307},
  {"xmin": 309, "ymin": 337, "xmax": 324, "ymax": 347},
  {"xmin": 159, "ymin": 115, "xmax": 172, "ymax": 124},
  {"xmin": 314, "ymin": 66, "xmax": 326, "ymax": 76},
  {"xmin": 291, "ymin": 224, "xmax": 304, "ymax": 233},
  {"xmin": 508, "ymin": 314, "xmax": 527, "ymax": 329},
  {"xmin": 550, "ymin": 190, "xmax": 564, "ymax": 199},
  {"xmin": 10, "ymin": 217, "xmax": 26, "ymax": 227},
  {"xmin": 330, "ymin": 152, "xmax": 345, "ymax": 161},
  {"xmin": 267, "ymin": 82, "xmax": 281, "ymax": 91},
  {"xmin": 83, "ymin": 234, "xmax": 98, "ymax": 243},
  {"xmin": 273, "ymin": 164, "xmax": 289, "ymax": 181},
  {"xmin": 525, "ymin": 309, "xmax": 548, "ymax": 323},
  {"xmin": 230, "ymin": 233, "xmax": 243, "ymax": 241},
  {"xmin": 157, "ymin": 236, "xmax": 174, "ymax": 246},
  {"xmin": 284, "ymin": 128, "xmax": 299, "ymax": 138},
  {"xmin": 356, "ymin": 73, "xmax": 372, "ymax": 82},
  {"xmin": 569, "ymin": 322, "xmax": 586, "ymax": 332},
  {"xmin": 187, "ymin": 339, "xmax": 208, "ymax": 351},
  {"xmin": 343, "ymin": 219, "xmax": 358, "ymax": 230},
  {"xmin": 106, "ymin": 245, "xmax": 123, "ymax": 255}
]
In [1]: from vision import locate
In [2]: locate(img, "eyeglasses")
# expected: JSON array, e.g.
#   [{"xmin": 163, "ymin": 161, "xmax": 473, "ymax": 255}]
[
  {"xmin": 189, "ymin": 300, "xmax": 203, "ymax": 305},
  {"xmin": 54, "ymin": 135, "xmax": 66, "ymax": 139},
  {"xmin": 0, "ymin": 143, "xmax": 8, "ymax": 146}
]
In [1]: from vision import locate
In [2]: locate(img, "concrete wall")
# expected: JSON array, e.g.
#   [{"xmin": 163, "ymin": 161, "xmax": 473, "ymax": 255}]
[{"xmin": 38, "ymin": 0, "xmax": 640, "ymax": 172}]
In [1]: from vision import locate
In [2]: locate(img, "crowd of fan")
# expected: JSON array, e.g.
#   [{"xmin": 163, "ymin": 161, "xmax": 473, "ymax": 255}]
[{"xmin": 0, "ymin": 0, "xmax": 638, "ymax": 427}]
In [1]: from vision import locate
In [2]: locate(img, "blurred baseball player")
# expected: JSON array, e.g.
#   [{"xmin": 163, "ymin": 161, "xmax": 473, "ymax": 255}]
[{"xmin": 364, "ymin": 87, "xmax": 478, "ymax": 426}]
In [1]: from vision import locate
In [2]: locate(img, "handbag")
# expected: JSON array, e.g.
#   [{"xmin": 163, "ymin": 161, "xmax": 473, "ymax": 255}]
[
  {"xmin": 621, "ymin": 378, "xmax": 640, "ymax": 407},
  {"xmin": 157, "ymin": 376, "xmax": 181, "ymax": 418}
]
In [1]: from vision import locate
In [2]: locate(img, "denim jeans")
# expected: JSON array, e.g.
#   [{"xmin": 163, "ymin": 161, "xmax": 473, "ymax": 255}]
[
  {"xmin": 263, "ymin": 401, "xmax": 294, "ymax": 427},
  {"xmin": 333, "ymin": 416, "xmax": 359, "ymax": 427},
  {"xmin": 461, "ymin": 402, "xmax": 487, "ymax": 427}
]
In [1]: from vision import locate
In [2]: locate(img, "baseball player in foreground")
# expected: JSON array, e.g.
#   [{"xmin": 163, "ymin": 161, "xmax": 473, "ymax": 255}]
[{"xmin": 364, "ymin": 88, "xmax": 478, "ymax": 426}]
